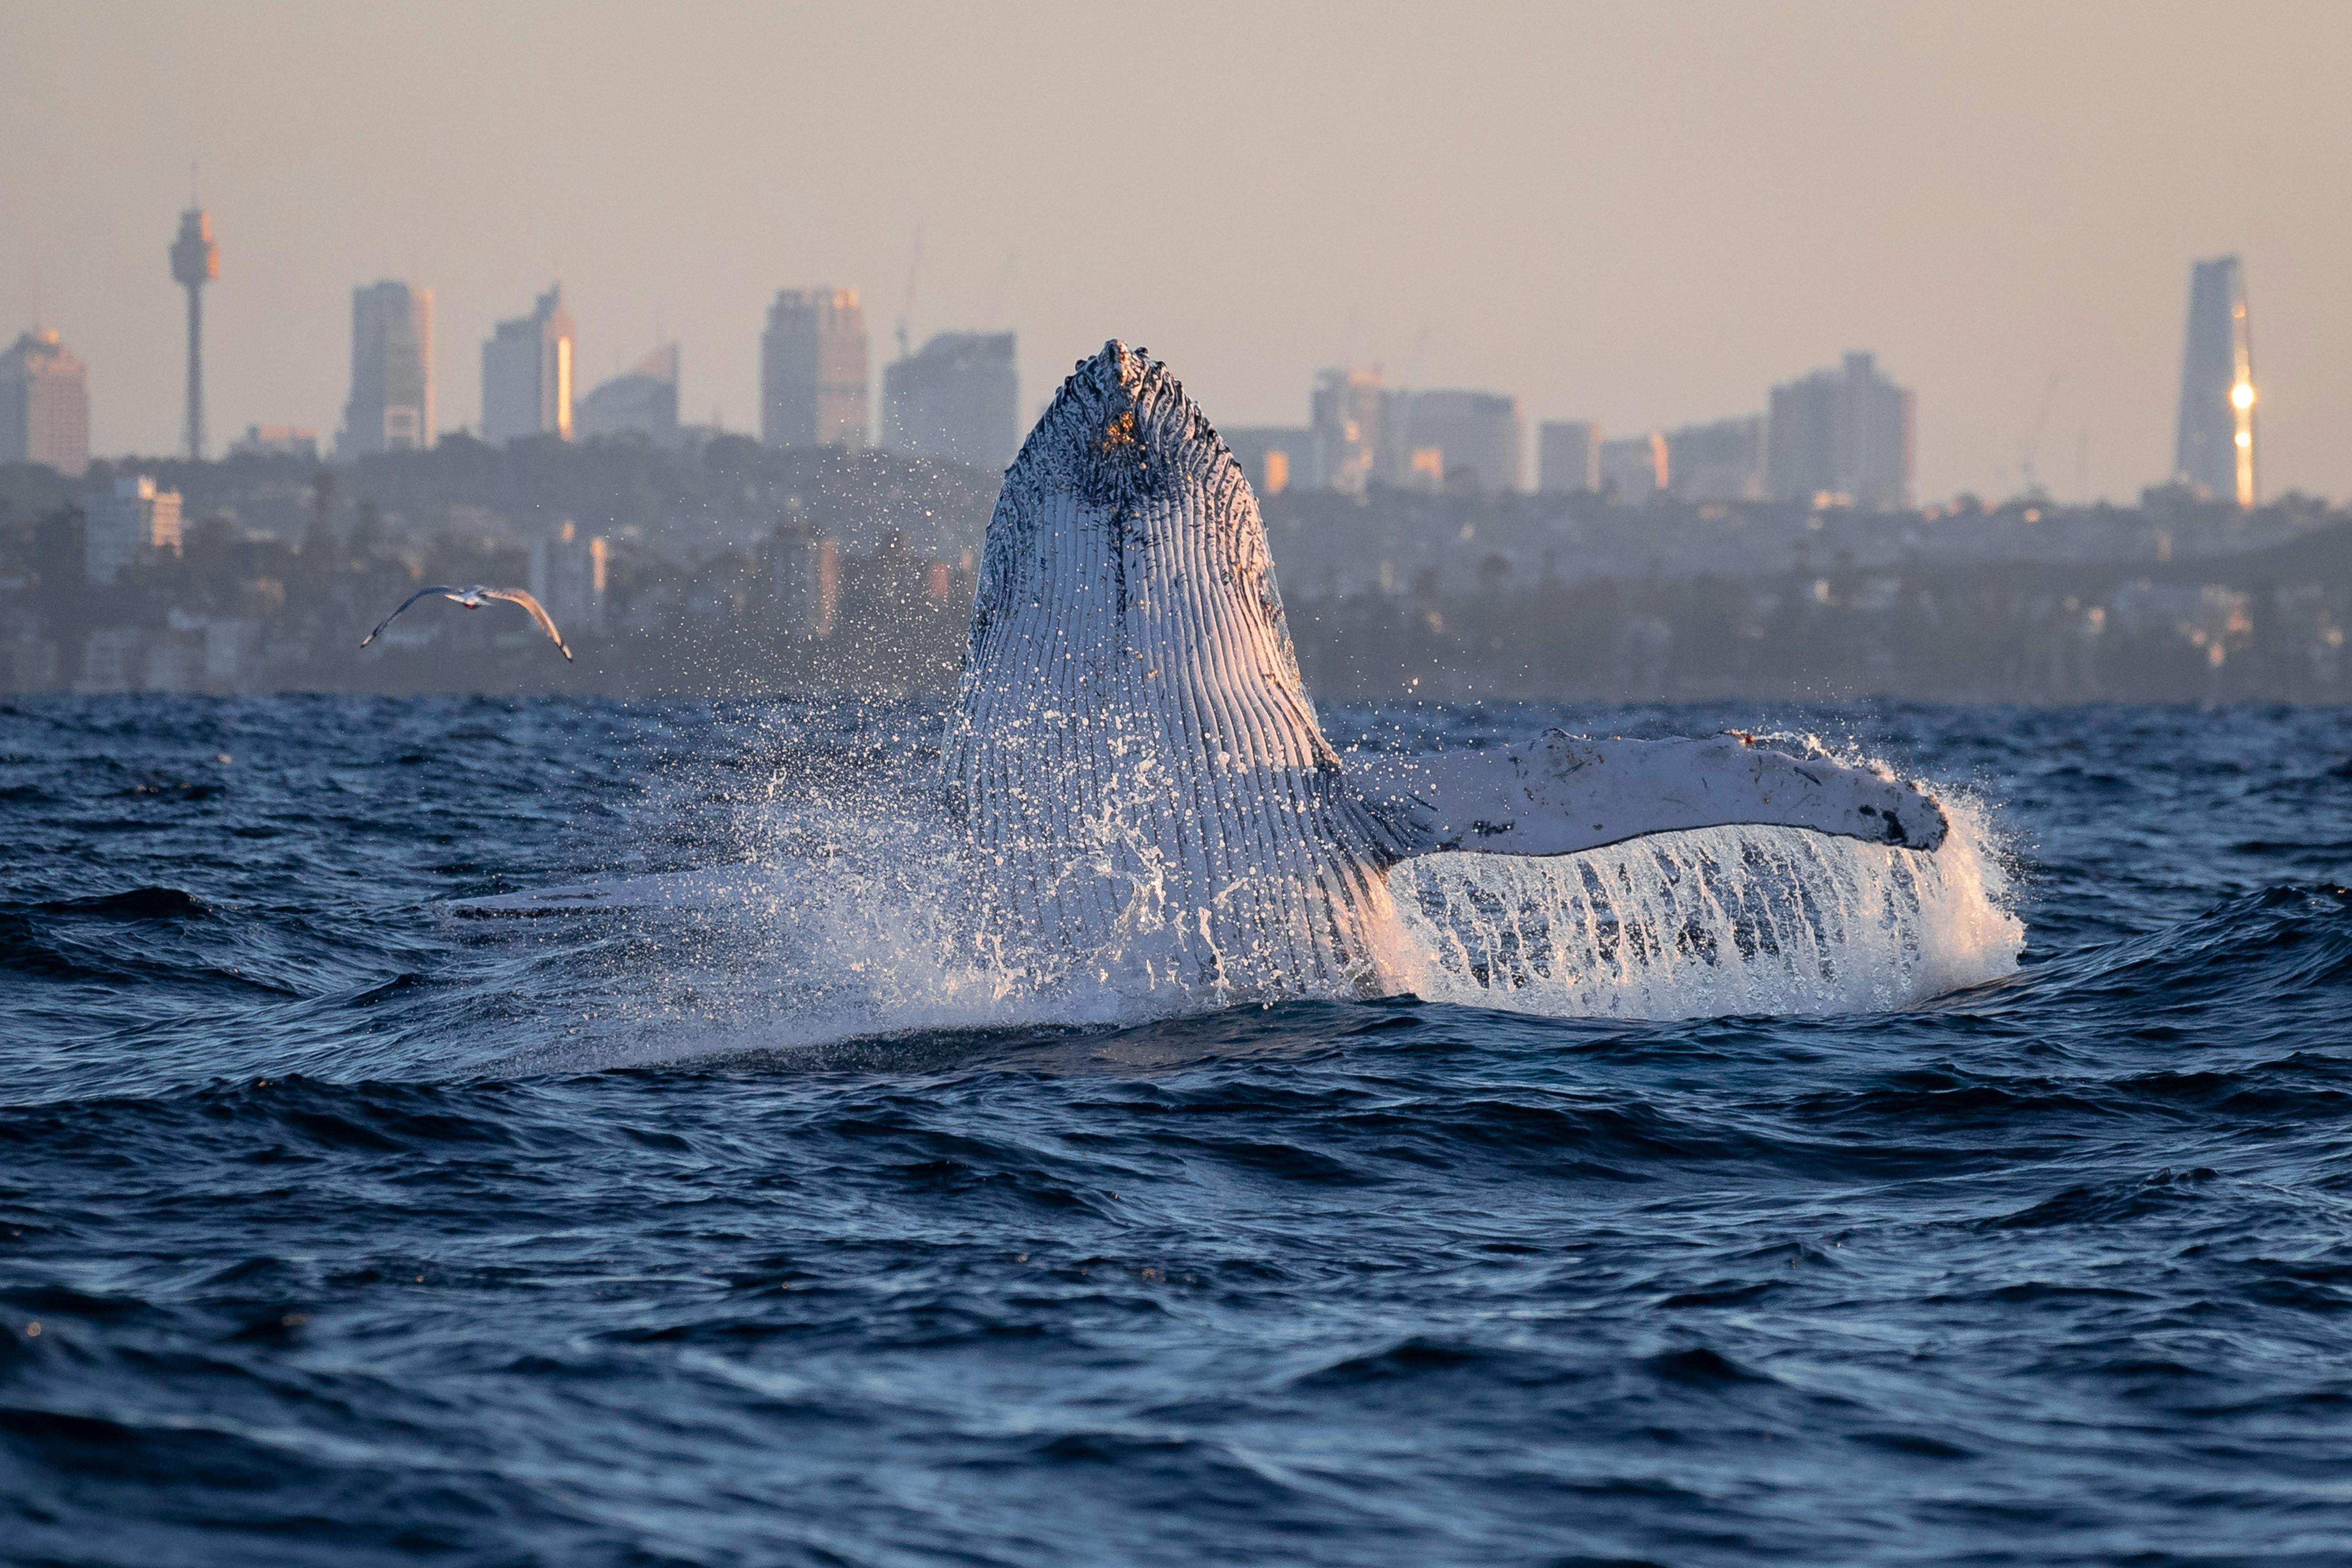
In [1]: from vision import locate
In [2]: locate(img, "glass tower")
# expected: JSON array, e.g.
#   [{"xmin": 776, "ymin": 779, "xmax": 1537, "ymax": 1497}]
[{"xmin": 2173, "ymin": 256, "xmax": 2256, "ymax": 507}]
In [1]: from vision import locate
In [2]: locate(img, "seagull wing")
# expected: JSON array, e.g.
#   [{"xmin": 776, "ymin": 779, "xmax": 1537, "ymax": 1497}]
[
  {"xmin": 360, "ymin": 586, "xmax": 470, "ymax": 648},
  {"xmin": 482, "ymin": 588, "xmax": 574, "ymax": 661}
]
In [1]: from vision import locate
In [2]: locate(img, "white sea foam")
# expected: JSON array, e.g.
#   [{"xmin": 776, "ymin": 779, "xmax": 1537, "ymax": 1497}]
[
  {"xmin": 1382, "ymin": 789, "xmax": 2021, "ymax": 1019},
  {"xmin": 530, "ymin": 336, "xmax": 2023, "ymax": 1050},
  {"xmin": 556, "ymin": 753, "xmax": 2020, "ymax": 1059}
]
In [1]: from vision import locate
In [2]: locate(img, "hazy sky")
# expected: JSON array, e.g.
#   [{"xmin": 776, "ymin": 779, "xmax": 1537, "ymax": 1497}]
[{"xmin": 3, "ymin": 0, "xmax": 2346, "ymax": 502}]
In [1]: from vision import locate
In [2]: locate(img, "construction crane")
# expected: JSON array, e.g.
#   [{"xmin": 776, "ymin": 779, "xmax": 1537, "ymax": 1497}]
[
  {"xmin": 2017, "ymin": 373, "xmax": 2061, "ymax": 497},
  {"xmin": 894, "ymin": 225, "xmax": 923, "ymax": 362},
  {"xmin": 983, "ymin": 250, "xmax": 1018, "ymax": 331},
  {"xmin": 1404, "ymin": 324, "xmax": 1430, "ymax": 391}
]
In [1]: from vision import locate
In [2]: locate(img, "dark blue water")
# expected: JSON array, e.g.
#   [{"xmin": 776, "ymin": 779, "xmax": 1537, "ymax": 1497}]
[{"xmin": 4, "ymin": 694, "xmax": 2350, "ymax": 1567}]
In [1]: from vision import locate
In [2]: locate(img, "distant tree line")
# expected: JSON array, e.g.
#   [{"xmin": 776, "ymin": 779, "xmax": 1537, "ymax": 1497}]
[
  {"xmin": 1289, "ymin": 522, "xmax": 2349, "ymax": 703},
  {"xmin": 1, "ymin": 439, "xmax": 2346, "ymax": 702}
]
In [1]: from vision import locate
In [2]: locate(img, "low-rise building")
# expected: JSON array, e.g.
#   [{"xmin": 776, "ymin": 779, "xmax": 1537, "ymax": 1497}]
[{"xmin": 228, "ymin": 424, "xmax": 320, "ymax": 461}]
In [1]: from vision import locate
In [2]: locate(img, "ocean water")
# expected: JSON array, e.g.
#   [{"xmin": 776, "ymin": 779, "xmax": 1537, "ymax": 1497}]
[{"xmin": 2, "ymin": 693, "xmax": 2348, "ymax": 1567}]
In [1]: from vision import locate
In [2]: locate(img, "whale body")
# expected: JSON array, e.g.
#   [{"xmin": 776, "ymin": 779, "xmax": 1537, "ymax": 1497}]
[
  {"xmin": 941, "ymin": 340, "xmax": 1947, "ymax": 1001},
  {"xmin": 456, "ymin": 340, "xmax": 1951, "ymax": 1011}
]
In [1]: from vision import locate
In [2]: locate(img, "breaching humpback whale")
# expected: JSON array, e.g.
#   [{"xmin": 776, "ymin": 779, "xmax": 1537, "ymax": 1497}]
[
  {"xmin": 942, "ymin": 341, "xmax": 1944, "ymax": 997},
  {"xmin": 458, "ymin": 340, "xmax": 1949, "ymax": 1005}
]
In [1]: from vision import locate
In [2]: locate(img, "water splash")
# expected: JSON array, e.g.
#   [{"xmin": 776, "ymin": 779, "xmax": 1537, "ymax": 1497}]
[
  {"xmin": 1383, "ymin": 792, "xmax": 2020, "ymax": 1018},
  {"xmin": 549, "ymin": 743, "xmax": 2020, "ymax": 1058}
]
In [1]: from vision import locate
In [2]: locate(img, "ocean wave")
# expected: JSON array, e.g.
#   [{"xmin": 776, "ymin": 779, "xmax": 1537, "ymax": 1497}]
[{"xmin": 4, "ymin": 696, "xmax": 2351, "ymax": 1566}]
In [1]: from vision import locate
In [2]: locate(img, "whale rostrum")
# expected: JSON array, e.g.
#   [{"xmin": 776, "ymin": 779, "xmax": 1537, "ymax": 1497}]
[{"xmin": 944, "ymin": 340, "xmax": 1947, "ymax": 997}]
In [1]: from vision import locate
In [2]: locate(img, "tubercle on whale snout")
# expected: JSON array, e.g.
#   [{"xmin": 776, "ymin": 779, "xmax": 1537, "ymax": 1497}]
[
  {"xmin": 963, "ymin": 344, "xmax": 1271, "ymax": 659},
  {"xmin": 1005, "ymin": 341, "xmax": 1236, "ymax": 513},
  {"xmin": 964, "ymin": 336, "xmax": 1278, "ymax": 640}
]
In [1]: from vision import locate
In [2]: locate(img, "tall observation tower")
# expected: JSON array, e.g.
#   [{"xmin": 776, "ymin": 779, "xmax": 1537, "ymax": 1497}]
[{"xmin": 169, "ymin": 206, "xmax": 218, "ymax": 461}]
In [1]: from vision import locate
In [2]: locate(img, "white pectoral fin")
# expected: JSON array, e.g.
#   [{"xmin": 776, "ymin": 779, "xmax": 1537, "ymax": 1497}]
[{"xmin": 1355, "ymin": 731, "xmax": 1948, "ymax": 859}]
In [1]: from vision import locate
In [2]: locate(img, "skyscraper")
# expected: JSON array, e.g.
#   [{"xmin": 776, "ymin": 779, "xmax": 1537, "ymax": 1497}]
[
  {"xmin": 1765, "ymin": 351, "xmax": 1914, "ymax": 509},
  {"xmin": 1666, "ymin": 416, "xmax": 1766, "ymax": 502},
  {"xmin": 1384, "ymin": 390, "xmax": 1523, "ymax": 491},
  {"xmin": 168, "ymin": 207, "xmax": 218, "ymax": 460},
  {"xmin": 1597, "ymin": 433, "xmax": 1669, "ymax": 503},
  {"xmin": 761, "ymin": 288, "xmax": 868, "ymax": 448},
  {"xmin": 340, "ymin": 281, "xmax": 434, "ymax": 458},
  {"xmin": 2173, "ymin": 256, "xmax": 2256, "ymax": 507},
  {"xmin": 0, "ymin": 327, "xmax": 91, "ymax": 476},
  {"xmin": 1224, "ymin": 427, "xmax": 1313, "ymax": 496},
  {"xmin": 1537, "ymin": 421, "xmax": 1598, "ymax": 493},
  {"xmin": 481, "ymin": 285, "xmax": 575, "ymax": 445},
  {"xmin": 578, "ymin": 344, "xmax": 681, "ymax": 445},
  {"xmin": 882, "ymin": 331, "xmax": 1017, "ymax": 469},
  {"xmin": 1310, "ymin": 366, "xmax": 1386, "ymax": 492}
]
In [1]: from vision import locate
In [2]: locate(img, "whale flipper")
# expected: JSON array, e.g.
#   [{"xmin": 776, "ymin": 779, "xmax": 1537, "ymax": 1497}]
[{"xmin": 1351, "ymin": 731, "xmax": 1947, "ymax": 860}]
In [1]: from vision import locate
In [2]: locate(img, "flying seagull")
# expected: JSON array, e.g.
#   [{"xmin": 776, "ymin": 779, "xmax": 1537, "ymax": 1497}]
[{"xmin": 360, "ymin": 586, "xmax": 573, "ymax": 661}]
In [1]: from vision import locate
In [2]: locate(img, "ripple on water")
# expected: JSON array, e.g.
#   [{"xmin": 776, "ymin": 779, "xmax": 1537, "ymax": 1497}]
[{"xmin": 0, "ymin": 694, "xmax": 2348, "ymax": 1567}]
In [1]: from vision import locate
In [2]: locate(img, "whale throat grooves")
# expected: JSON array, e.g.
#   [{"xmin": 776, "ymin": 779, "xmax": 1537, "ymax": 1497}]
[{"xmin": 948, "ymin": 341, "xmax": 1402, "ymax": 999}]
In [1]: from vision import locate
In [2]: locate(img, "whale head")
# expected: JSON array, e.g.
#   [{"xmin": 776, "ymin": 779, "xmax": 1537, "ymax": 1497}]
[
  {"xmin": 961, "ymin": 339, "xmax": 1314, "ymax": 724},
  {"xmin": 948, "ymin": 341, "xmax": 1390, "ymax": 999}
]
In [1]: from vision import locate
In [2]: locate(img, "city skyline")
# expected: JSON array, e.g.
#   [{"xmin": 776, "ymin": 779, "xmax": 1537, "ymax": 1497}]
[
  {"xmin": 0, "ymin": 251, "xmax": 2244, "ymax": 512},
  {"xmin": 1, "ymin": 3, "xmax": 2345, "ymax": 501}
]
